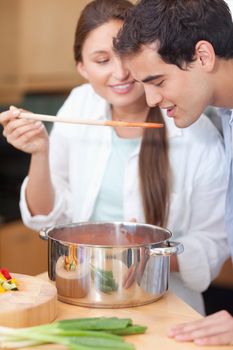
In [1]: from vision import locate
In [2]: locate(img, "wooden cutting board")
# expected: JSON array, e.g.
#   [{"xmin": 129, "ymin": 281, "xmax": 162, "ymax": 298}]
[{"xmin": 0, "ymin": 273, "xmax": 57, "ymax": 328}]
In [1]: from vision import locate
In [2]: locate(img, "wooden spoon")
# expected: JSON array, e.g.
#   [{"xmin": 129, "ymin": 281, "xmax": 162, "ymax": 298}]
[{"xmin": 19, "ymin": 112, "xmax": 164, "ymax": 129}]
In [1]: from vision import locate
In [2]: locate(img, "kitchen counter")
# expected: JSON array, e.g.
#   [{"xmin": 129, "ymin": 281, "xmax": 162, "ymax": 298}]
[{"xmin": 28, "ymin": 272, "xmax": 231, "ymax": 350}]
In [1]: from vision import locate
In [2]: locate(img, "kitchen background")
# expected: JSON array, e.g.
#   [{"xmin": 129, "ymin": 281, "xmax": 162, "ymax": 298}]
[{"xmin": 0, "ymin": 0, "xmax": 232, "ymax": 315}]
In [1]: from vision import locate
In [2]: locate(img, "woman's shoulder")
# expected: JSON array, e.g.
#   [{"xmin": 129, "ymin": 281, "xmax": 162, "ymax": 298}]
[
  {"xmin": 57, "ymin": 83, "xmax": 107, "ymax": 118},
  {"xmin": 51, "ymin": 84, "xmax": 109, "ymax": 137},
  {"xmin": 69, "ymin": 83, "xmax": 97, "ymax": 98},
  {"xmin": 65, "ymin": 83, "xmax": 103, "ymax": 106}
]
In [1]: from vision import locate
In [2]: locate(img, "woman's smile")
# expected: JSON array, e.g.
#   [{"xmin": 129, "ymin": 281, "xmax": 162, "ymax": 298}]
[
  {"xmin": 77, "ymin": 20, "xmax": 145, "ymax": 109},
  {"xmin": 108, "ymin": 81, "xmax": 135, "ymax": 94}
]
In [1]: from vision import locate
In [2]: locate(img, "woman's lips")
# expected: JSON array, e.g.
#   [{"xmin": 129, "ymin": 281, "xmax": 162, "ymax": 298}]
[{"xmin": 109, "ymin": 82, "xmax": 134, "ymax": 94}]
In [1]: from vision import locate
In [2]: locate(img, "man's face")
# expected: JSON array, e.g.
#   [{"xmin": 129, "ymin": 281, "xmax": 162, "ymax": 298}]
[{"xmin": 125, "ymin": 44, "xmax": 213, "ymax": 128}]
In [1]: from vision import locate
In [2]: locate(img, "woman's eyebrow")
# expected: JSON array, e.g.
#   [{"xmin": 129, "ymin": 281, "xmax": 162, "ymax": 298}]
[{"xmin": 89, "ymin": 50, "xmax": 108, "ymax": 57}]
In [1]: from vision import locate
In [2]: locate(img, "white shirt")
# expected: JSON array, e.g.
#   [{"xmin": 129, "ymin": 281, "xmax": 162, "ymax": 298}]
[
  {"xmin": 20, "ymin": 84, "xmax": 229, "ymax": 314},
  {"xmin": 220, "ymin": 108, "xmax": 233, "ymax": 260}
]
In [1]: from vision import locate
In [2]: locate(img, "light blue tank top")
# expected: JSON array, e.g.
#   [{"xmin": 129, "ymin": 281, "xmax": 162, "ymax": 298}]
[{"xmin": 90, "ymin": 130, "xmax": 140, "ymax": 222}]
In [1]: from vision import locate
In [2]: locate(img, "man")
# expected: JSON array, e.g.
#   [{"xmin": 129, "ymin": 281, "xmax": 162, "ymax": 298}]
[{"xmin": 114, "ymin": 0, "xmax": 233, "ymax": 346}]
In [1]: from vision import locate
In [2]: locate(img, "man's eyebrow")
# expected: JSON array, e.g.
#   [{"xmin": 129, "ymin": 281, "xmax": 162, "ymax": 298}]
[{"xmin": 140, "ymin": 74, "xmax": 164, "ymax": 83}]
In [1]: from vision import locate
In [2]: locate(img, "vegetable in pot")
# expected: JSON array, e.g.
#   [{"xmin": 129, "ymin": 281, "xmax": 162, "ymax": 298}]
[{"xmin": 91, "ymin": 265, "xmax": 118, "ymax": 293}]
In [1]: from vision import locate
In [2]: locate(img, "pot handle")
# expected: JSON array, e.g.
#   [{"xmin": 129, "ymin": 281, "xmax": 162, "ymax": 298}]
[
  {"xmin": 150, "ymin": 241, "xmax": 183, "ymax": 256},
  {"xmin": 39, "ymin": 228, "xmax": 49, "ymax": 240}
]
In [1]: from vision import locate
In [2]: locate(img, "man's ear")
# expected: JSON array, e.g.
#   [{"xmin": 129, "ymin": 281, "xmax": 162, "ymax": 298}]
[
  {"xmin": 195, "ymin": 40, "xmax": 216, "ymax": 72},
  {"xmin": 77, "ymin": 62, "xmax": 89, "ymax": 80}
]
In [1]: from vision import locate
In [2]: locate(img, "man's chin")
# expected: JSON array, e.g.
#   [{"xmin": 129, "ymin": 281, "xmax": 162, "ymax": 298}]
[{"xmin": 172, "ymin": 117, "xmax": 196, "ymax": 129}]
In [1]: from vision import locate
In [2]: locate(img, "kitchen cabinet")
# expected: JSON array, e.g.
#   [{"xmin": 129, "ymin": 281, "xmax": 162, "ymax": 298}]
[
  {"xmin": 0, "ymin": 0, "xmax": 138, "ymax": 105},
  {"xmin": 0, "ymin": 220, "xmax": 48, "ymax": 275},
  {"xmin": 0, "ymin": 0, "xmax": 90, "ymax": 105}
]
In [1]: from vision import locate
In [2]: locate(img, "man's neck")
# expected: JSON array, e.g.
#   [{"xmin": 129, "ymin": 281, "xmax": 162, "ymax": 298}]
[{"xmin": 212, "ymin": 58, "xmax": 233, "ymax": 109}]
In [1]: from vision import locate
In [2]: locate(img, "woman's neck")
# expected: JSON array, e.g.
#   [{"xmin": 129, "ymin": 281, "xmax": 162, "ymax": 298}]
[
  {"xmin": 112, "ymin": 103, "xmax": 149, "ymax": 122},
  {"xmin": 111, "ymin": 99, "xmax": 149, "ymax": 138}
]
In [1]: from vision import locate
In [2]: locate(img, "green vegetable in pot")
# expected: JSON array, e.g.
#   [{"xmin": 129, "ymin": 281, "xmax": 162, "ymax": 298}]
[
  {"xmin": 0, "ymin": 317, "xmax": 147, "ymax": 349},
  {"xmin": 91, "ymin": 265, "xmax": 118, "ymax": 293}
]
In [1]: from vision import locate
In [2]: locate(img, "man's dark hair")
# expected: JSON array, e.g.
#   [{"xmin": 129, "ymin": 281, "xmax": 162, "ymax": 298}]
[{"xmin": 113, "ymin": 0, "xmax": 233, "ymax": 68}]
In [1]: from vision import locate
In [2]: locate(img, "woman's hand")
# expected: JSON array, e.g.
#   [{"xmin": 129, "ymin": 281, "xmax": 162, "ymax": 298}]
[
  {"xmin": 168, "ymin": 310, "xmax": 233, "ymax": 346},
  {"xmin": 0, "ymin": 106, "xmax": 49, "ymax": 154}
]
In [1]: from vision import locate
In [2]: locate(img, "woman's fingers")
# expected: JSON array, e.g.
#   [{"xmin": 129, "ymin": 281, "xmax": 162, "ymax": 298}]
[
  {"xmin": 3, "ymin": 118, "xmax": 43, "ymax": 139},
  {"xmin": 0, "ymin": 108, "xmax": 20, "ymax": 126},
  {"xmin": 10, "ymin": 125, "xmax": 44, "ymax": 148},
  {"xmin": 0, "ymin": 107, "xmax": 48, "ymax": 154},
  {"xmin": 169, "ymin": 310, "xmax": 233, "ymax": 335},
  {"xmin": 194, "ymin": 331, "xmax": 233, "ymax": 346},
  {"xmin": 168, "ymin": 310, "xmax": 233, "ymax": 346}
]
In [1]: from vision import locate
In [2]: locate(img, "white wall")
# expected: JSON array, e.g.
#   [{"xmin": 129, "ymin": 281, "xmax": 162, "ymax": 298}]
[{"xmin": 225, "ymin": 0, "xmax": 233, "ymax": 17}]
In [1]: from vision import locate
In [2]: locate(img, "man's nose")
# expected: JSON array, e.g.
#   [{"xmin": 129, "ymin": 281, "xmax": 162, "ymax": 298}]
[{"xmin": 144, "ymin": 85, "xmax": 163, "ymax": 107}]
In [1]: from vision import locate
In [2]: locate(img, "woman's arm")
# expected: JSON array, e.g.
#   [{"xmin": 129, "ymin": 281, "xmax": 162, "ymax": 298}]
[
  {"xmin": 26, "ymin": 150, "xmax": 55, "ymax": 215},
  {"xmin": 0, "ymin": 107, "xmax": 55, "ymax": 216}
]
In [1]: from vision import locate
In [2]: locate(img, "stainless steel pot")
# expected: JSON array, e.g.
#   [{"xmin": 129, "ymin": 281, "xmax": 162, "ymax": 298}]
[{"xmin": 40, "ymin": 222, "xmax": 183, "ymax": 308}]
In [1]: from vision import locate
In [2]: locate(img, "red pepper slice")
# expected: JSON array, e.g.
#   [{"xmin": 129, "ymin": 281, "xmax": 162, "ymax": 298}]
[{"xmin": 0, "ymin": 268, "xmax": 12, "ymax": 280}]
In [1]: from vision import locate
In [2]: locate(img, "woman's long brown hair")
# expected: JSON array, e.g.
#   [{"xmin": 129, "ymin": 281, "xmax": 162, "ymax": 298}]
[
  {"xmin": 140, "ymin": 108, "xmax": 170, "ymax": 227},
  {"xmin": 74, "ymin": 0, "xmax": 170, "ymax": 227}
]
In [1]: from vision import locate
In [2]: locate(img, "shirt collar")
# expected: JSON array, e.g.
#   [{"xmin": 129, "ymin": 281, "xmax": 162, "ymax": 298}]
[
  {"xmin": 219, "ymin": 107, "xmax": 233, "ymax": 125},
  {"xmin": 230, "ymin": 110, "xmax": 233, "ymax": 125}
]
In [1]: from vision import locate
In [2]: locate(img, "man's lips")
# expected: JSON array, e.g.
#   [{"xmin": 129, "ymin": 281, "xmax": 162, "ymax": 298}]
[{"xmin": 161, "ymin": 106, "xmax": 176, "ymax": 118}]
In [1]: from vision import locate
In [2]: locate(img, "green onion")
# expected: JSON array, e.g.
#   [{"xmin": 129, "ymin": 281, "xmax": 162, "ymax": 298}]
[
  {"xmin": 58, "ymin": 317, "xmax": 132, "ymax": 330},
  {"xmin": 0, "ymin": 317, "xmax": 147, "ymax": 349}
]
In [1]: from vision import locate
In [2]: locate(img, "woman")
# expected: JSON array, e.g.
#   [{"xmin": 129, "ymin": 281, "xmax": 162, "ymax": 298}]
[{"xmin": 0, "ymin": 0, "xmax": 229, "ymax": 314}]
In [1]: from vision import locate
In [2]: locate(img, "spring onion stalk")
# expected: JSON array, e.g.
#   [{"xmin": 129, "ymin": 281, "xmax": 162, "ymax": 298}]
[{"xmin": 0, "ymin": 317, "xmax": 147, "ymax": 349}]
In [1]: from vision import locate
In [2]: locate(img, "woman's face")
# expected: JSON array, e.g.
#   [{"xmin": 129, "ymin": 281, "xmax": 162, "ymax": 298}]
[{"xmin": 77, "ymin": 20, "xmax": 145, "ymax": 110}]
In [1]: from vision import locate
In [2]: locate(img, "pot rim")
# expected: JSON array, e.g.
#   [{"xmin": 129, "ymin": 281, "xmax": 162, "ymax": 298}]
[{"xmin": 40, "ymin": 221, "xmax": 173, "ymax": 248}]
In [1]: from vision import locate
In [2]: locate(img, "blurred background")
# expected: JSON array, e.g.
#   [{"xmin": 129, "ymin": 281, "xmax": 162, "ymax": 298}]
[
  {"xmin": 0, "ymin": 0, "xmax": 90, "ymax": 222},
  {"xmin": 0, "ymin": 0, "xmax": 89, "ymax": 277},
  {"xmin": 0, "ymin": 0, "xmax": 232, "ymax": 315}
]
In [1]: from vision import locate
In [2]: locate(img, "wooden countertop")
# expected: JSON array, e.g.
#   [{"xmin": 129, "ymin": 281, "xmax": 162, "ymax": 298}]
[{"xmin": 24, "ymin": 272, "xmax": 230, "ymax": 350}]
